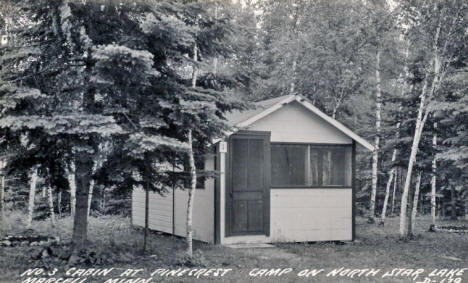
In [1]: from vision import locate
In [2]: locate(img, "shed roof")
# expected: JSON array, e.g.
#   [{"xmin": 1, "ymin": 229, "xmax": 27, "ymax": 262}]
[
  {"xmin": 225, "ymin": 95, "xmax": 291, "ymax": 126},
  {"xmin": 224, "ymin": 94, "xmax": 374, "ymax": 151}
]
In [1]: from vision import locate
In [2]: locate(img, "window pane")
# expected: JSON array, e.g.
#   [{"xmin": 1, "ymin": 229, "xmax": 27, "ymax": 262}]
[
  {"xmin": 247, "ymin": 139, "xmax": 264, "ymax": 191},
  {"xmin": 309, "ymin": 149, "xmax": 320, "ymax": 185},
  {"xmin": 271, "ymin": 145, "xmax": 307, "ymax": 186},
  {"xmin": 271, "ymin": 144, "xmax": 352, "ymax": 187},
  {"xmin": 322, "ymin": 149, "xmax": 332, "ymax": 185},
  {"xmin": 231, "ymin": 139, "xmax": 248, "ymax": 191},
  {"xmin": 319, "ymin": 147, "xmax": 351, "ymax": 186},
  {"xmin": 344, "ymin": 147, "xmax": 352, "ymax": 186}
]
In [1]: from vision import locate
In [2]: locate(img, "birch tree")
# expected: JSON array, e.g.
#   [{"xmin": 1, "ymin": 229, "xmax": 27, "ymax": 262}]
[
  {"xmin": 399, "ymin": 43, "xmax": 438, "ymax": 239},
  {"xmin": 88, "ymin": 142, "xmax": 110, "ymax": 217},
  {"xmin": 186, "ymin": 40, "xmax": 198, "ymax": 258},
  {"xmin": 67, "ymin": 160, "xmax": 76, "ymax": 218},
  {"xmin": 430, "ymin": 122, "xmax": 437, "ymax": 225},
  {"xmin": 0, "ymin": 161, "xmax": 5, "ymax": 223},
  {"xmin": 369, "ymin": 48, "xmax": 382, "ymax": 223},
  {"xmin": 57, "ymin": 191, "xmax": 62, "ymax": 218},
  {"xmin": 186, "ymin": 129, "xmax": 196, "ymax": 257},
  {"xmin": 381, "ymin": 139, "xmax": 397, "ymax": 224},
  {"xmin": 47, "ymin": 181, "xmax": 55, "ymax": 226},
  {"xmin": 410, "ymin": 171, "xmax": 422, "ymax": 233},
  {"xmin": 391, "ymin": 168, "xmax": 397, "ymax": 216},
  {"xmin": 87, "ymin": 166, "xmax": 96, "ymax": 217},
  {"xmin": 399, "ymin": 0, "xmax": 463, "ymax": 239},
  {"xmin": 26, "ymin": 167, "xmax": 38, "ymax": 227}
]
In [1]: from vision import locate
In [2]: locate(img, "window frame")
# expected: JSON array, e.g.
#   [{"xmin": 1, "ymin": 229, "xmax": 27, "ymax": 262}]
[{"xmin": 270, "ymin": 142, "xmax": 353, "ymax": 189}]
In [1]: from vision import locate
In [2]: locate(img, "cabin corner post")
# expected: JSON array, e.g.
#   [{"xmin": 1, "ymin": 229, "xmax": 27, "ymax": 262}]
[
  {"xmin": 218, "ymin": 140, "xmax": 227, "ymax": 244},
  {"xmin": 214, "ymin": 144, "xmax": 222, "ymax": 244},
  {"xmin": 130, "ymin": 185, "xmax": 133, "ymax": 228},
  {"xmin": 264, "ymin": 133, "xmax": 271, "ymax": 237},
  {"xmin": 352, "ymin": 141, "xmax": 356, "ymax": 241},
  {"xmin": 224, "ymin": 138, "xmax": 231, "ymax": 238}
]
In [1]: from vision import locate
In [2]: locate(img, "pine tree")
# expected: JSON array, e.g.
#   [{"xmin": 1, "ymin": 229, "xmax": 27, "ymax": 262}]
[{"xmin": 91, "ymin": 0, "xmax": 246, "ymax": 254}]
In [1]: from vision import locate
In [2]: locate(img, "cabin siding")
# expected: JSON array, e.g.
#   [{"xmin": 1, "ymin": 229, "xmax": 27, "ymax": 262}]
[
  {"xmin": 219, "ymin": 188, "xmax": 352, "ymax": 244},
  {"xmin": 247, "ymin": 101, "xmax": 352, "ymax": 144},
  {"xmin": 173, "ymin": 155, "xmax": 215, "ymax": 242},
  {"xmin": 132, "ymin": 187, "xmax": 173, "ymax": 234},
  {"xmin": 270, "ymin": 189, "xmax": 352, "ymax": 242},
  {"xmin": 131, "ymin": 155, "xmax": 215, "ymax": 243}
]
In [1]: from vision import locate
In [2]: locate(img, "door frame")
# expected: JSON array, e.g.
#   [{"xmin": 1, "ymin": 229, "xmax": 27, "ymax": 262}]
[{"xmin": 225, "ymin": 130, "xmax": 271, "ymax": 237}]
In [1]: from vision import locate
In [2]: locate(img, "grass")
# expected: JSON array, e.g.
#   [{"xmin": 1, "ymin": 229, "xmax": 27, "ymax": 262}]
[{"xmin": 0, "ymin": 211, "xmax": 467, "ymax": 282}]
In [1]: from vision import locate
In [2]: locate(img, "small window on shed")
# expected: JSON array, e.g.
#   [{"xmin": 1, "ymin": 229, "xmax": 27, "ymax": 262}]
[{"xmin": 271, "ymin": 144, "xmax": 351, "ymax": 187}]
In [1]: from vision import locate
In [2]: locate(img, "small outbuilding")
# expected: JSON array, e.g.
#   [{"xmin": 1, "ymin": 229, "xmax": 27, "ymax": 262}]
[{"xmin": 132, "ymin": 94, "xmax": 374, "ymax": 244}]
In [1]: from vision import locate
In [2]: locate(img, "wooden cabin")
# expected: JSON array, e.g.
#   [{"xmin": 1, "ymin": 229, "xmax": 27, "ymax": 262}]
[{"xmin": 132, "ymin": 94, "xmax": 374, "ymax": 244}]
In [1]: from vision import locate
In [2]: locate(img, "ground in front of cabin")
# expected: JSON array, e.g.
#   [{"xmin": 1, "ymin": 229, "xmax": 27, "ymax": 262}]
[{"xmin": 1, "ymin": 212, "xmax": 467, "ymax": 283}]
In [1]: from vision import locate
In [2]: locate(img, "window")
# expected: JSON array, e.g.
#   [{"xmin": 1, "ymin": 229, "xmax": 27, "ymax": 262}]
[
  {"xmin": 271, "ymin": 145, "xmax": 306, "ymax": 186},
  {"xmin": 271, "ymin": 144, "xmax": 352, "ymax": 187}
]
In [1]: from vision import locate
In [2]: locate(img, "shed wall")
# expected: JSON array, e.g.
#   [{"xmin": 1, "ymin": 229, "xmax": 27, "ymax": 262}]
[
  {"xmin": 270, "ymin": 188, "xmax": 352, "ymax": 242},
  {"xmin": 132, "ymin": 187, "xmax": 173, "ymax": 234},
  {"xmin": 173, "ymin": 154, "xmax": 215, "ymax": 242},
  {"xmin": 131, "ymin": 155, "xmax": 215, "ymax": 243}
]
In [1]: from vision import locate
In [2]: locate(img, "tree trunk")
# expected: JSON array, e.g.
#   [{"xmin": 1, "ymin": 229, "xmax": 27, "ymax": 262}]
[
  {"xmin": 186, "ymin": 129, "xmax": 197, "ymax": 258},
  {"xmin": 332, "ymin": 95, "xmax": 343, "ymax": 120},
  {"xmin": 191, "ymin": 43, "xmax": 198, "ymax": 88},
  {"xmin": 450, "ymin": 186, "xmax": 457, "ymax": 220},
  {"xmin": 407, "ymin": 183, "xmax": 414, "ymax": 237},
  {"xmin": 143, "ymin": 185, "xmax": 149, "ymax": 253},
  {"xmin": 87, "ymin": 160, "xmax": 99, "ymax": 217},
  {"xmin": 185, "ymin": 40, "xmax": 198, "ymax": 258},
  {"xmin": 100, "ymin": 189, "xmax": 106, "ymax": 213},
  {"xmin": 289, "ymin": 59, "xmax": 297, "ymax": 95},
  {"xmin": 381, "ymin": 120, "xmax": 401, "ymax": 224},
  {"xmin": 47, "ymin": 184, "xmax": 55, "ymax": 227},
  {"xmin": 0, "ymin": 161, "xmax": 5, "ymax": 223},
  {"xmin": 387, "ymin": 46, "xmax": 409, "ymax": 219},
  {"xmin": 370, "ymin": 48, "xmax": 382, "ymax": 223},
  {"xmin": 142, "ymin": 155, "xmax": 151, "ymax": 253},
  {"xmin": 212, "ymin": 2, "xmax": 218, "ymax": 75},
  {"xmin": 410, "ymin": 172, "xmax": 422, "ymax": 233},
  {"xmin": 0, "ymin": 175, "xmax": 4, "ymax": 223},
  {"xmin": 27, "ymin": 167, "xmax": 38, "ymax": 227},
  {"xmin": 431, "ymin": 122, "xmax": 437, "ymax": 226},
  {"xmin": 71, "ymin": 151, "xmax": 93, "ymax": 249},
  {"xmin": 67, "ymin": 160, "xmax": 76, "ymax": 218},
  {"xmin": 399, "ymin": 79, "xmax": 427, "ymax": 238},
  {"xmin": 87, "ymin": 180, "xmax": 94, "ymax": 217},
  {"xmin": 57, "ymin": 191, "xmax": 62, "ymax": 218},
  {"xmin": 391, "ymin": 168, "xmax": 397, "ymax": 216},
  {"xmin": 381, "ymin": 168, "xmax": 395, "ymax": 224},
  {"xmin": 399, "ymin": 21, "xmax": 442, "ymax": 239}
]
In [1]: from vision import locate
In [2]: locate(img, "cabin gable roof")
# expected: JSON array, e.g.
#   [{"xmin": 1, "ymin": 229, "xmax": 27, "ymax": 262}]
[{"xmin": 224, "ymin": 94, "xmax": 374, "ymax": 151}]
